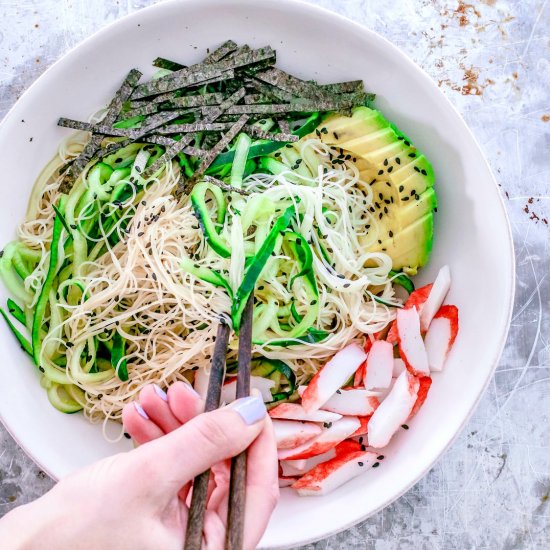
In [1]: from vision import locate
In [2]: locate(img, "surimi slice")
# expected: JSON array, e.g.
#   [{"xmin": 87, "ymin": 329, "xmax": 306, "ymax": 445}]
[
  {"xmin": 301, "ymin": 343, "xmax": 367, "ymax": 412},
  {"xmin": 350, "ymin": 415, "xmax": 371, "ymax": 437},
  {"xmin": 364, "ymin": 340, "xmax": 394, "ymax": 390},
  {"xmin": 396, "ymin": 307, "xmax": 430, "ymax": 376},
  {"xmin": 278, "ymin": 417, "xmax": 361, "ymax": 460},
  {"xmin": 269, "ymin": 403, "xmax": 342, "ymax": 423},
  {"xmin": 220, "ymin": 376, "xmax": 275, "ymax": 403},
  {"xmin": 393, "ymin": 358, "xmax": 406, "ymax": 377},
  {"xmin": 367, "ymin": 371, "xmax": 419, "ymax": 448},
  {"xmin": 419, "ymin": 265, "xmax": 451, "ymax": 331},
  {"xmin": 424, "ymin": 305, "xmax": 459, "ymax": 371},
  {"xmin": 386, "ymin": 284, "xmax": 433, "ymax": 343},
  {"xmin": 272, "ymin": 419, "xmax": 322, "ymax": 450},
  {"xmin": 280, "ymin": 448, "xmax": 337, "ymax": 476},
  {"xmin": 279, "ymin": 476, "xmax": 298, "ymax": 488},
  {"xmin": 291, "ymin": 450, "xmax": 378, "ymax": 496},
  {"xmin": 321, "ymin": 389, "xmax": 379, "ymax": 416},
  {"xmin": 410, "ymin": 376, "xmax": 432, "ymax": 418}
]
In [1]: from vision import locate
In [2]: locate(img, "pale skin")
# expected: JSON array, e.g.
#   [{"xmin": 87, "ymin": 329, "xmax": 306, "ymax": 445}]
[{"xmin": 0, "ymin": 382, "xmax": 279, "ymax": 549}]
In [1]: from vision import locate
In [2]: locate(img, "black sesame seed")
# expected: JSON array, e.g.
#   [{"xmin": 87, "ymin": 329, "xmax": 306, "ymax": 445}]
[
  {"xmin": 396, "ymin": 157, "xmax": 401, "ymax": 164},
  {"xmin": 70, "ymin": 224, "xmax": 77, "ymax": 229},
  {"xmin": 404, "ymin": 140, "xmax": 411, "ymax": 146},
  {"xmin": 358, "ymin": 436, "xmax": 364, "ymax": 444},
  {"xmin": 141, "ymin": 200, "xmax": 147, "ymax": 206},
  {"xmin": 378, "ymin": 169, "xmax": 384, "ymax": 176},
  {"xmin": 378, "ymin": 239, "xmax": 382, "ymax": 244},
  {"xmin": 377, "ymin": 455, "xmax": 385, "ymax": 460},
  {"xmin": 401, "ymin": 424, "xmax": 409, "ymax": 430},
  {"xmin": 358, "ymin": 461, "xmax": 364, "ymax": 467},
  {"xmin": 389, "ymin": 230, "xmax": 394, "ymax": 237},
  {"xmin": 138, "ymin": 231, "xmax": 144, "ymax": 237},
  {"xmin": 415, "ymin": 194, "xmax": 420, "ymax": 200},
  {"xmin": 39, "ymin": 366, "xmax": 45, "ymax": 373},
  {"xmin": 414, "ymin": 166, "xmax": 420, "ymax": 172},
  {"xmin": 115, "ymin": 158, "xmax": 123, "ymax": 163},
  {"xmin": 124, "ymin": 432, "xmax": 131, "ymax": 439},
  {"xmin": 409, "ymin": 152, "xmax": 416, "ymax": 158},
  {"xmin": 310, "ymin": 299, "xmax": 318, "ymax": 305},
  {"xmin": 379, "ymin": 213, "xmax": 383, "ymax": 219},
  {"xmin": 343, "ymin": 283, "xmax": 350, "ymax": 288},
  {"xmin": 388, "ymin": 166, "xmax": 393, "ymax": 173},
  {"xmin": 372, "ymin": 462, "xmax": 380, "ymax": 468},
  {"xmin": 333, "ymin": 131, "xmax": 339, "ymax": 139},
  {"xmin": 378, "ymin": 193, "xmax": 383, "ymax": 200},
  {"xmin": 337, "ymin": 274, "xmax": 345, "ymax": 279},
  {"xmin": 152, "ymin": 273, "xmax": 157, "ymax": 281},
  {"xmin": 336, "ymin": 389, "xmax": 341, "ymax": 394},
  {"xmin": 402, "ymin": 196, "xmax": 410, "ymax": 201},
  {"xmin": 421, "ymin": 169, "xmax": 428, "ymax": 176},
  {"xmin": 399, "ymin": 185, "xmax": 404, "ymax": 192},
  {"xmin": 135, "ymin": 165, "xmax": 142, "ymax": 173}
]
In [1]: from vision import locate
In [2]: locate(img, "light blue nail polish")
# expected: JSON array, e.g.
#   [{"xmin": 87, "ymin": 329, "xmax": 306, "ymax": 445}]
[
  {"xmin": 134, "ymin": 402, "xmax": 149, "ymax": 420},
  {"xmin": 229, "ymin": 396, "xmax": 266, "ymax": 425},
  {"xmin": 153, "ymin": 384, "xmax": 168, "ymax": 402}
]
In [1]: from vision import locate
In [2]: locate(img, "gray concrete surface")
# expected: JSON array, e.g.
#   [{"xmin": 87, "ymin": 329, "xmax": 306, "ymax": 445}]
[{"xmin": 0, "ymin": 0, "xmax": 549, "ymax": 548}]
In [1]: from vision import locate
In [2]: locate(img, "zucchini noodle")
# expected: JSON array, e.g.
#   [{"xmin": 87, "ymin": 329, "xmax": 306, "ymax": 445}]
[{"xmin": 7, "ymin": 128, "xmax": 401, "ymax": 440}]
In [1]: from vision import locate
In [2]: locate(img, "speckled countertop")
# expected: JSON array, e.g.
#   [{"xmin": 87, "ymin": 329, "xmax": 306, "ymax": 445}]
[{"xmin": 0, "ymin": 1, "xmax": 549, "ymax": 548}]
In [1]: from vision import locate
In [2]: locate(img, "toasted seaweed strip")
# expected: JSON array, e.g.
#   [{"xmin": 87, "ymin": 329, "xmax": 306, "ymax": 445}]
[
  {"xmin": 244, "ymin": 125, "xmax": 297, "ymax": 142},
  {"xmin": 142, "ymin": 135, "xmax": 177, "ymax": 147},
  {"xmin": 193, "ymin": 115, "xmax": 249, "ymax": 177},
  {"xmin": 244, "ymin": 93, "xmax": 272, "ymax": 104},
  {"xmin": 205, "ymin": 87, "xmax": 246, "ymax": 121},
  {"xmin": 246, "ymin": 78, "xmax": 296, "ymax": 102},
  {"xmin": 60, "ymin": 68, "xmax": 142, "ymax": 192},
  {"xmin": 156, "ymin": 122, "xmax": 234, "ymax": 135},
  {"xmin": 152, "ymin": 57, "xmax": 187, "ymax": 71},
  {"xmin": 203, "ymin": 40, "xmax": 239, "ymax": 64},
  {"xmin": 201, "ymin": 175, "xmax": 249, "ymax": 195},
  {"xmin": 203, "ymin": 100, "xmax": 354, "ymax": 116},
  {"xmin": 278, "ymin": 120, "xmax": 290, "ymax": 134},
  {"xmin": 57, "ymin": 118, "xmax": 141, "ymax": 139},
  {"xmin": 170, "ymin": 93, "xmax": 224, "ymax": 108},
  {"xmin": 255, "ymin": 67, "xmax": 343, "ymax": 103},
  {"xmin": 141, "ymin": 133, "xmax": 199, "ymax": 179},
  {"xmin": 132, "ymin": 46, "xmax": 274, "ymax": 99},
  {"xmin": 123, "ymin": 102, "xmax": 160, "ymax": 118},
  {"xmin": 321, "ymin": 80, "xmax": 364, "ymax": 94}
]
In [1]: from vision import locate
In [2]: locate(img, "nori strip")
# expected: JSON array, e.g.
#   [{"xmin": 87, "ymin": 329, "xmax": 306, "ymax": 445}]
[
  {"xmin": 132, "ymin": 46, "xmax": 274, "ymax": 99},
  {"xmin": 255, "ymin": 67, "xmax": 343, "ymax": 103},
  {"xmin": 152, "ymin": 57, "xmax": 187, "ymax": 71},
  {"xmin": 203, "ymin": 100, "xmax": 354, "ymax": 116},
  {"xmin": 244, "ymin": 93, "xmax": 272, "ymax": 104},
  {"xmin": 278, "ymin": 120, "xmax": 290, "ymax": 134},
  {"xmin": 246, "ymin": 78, "xmax": 296, "ymax": 102},
  {"xmin": 321, "ymin": 80, "xmax": 364, "ymax": 94},
  {"xmin": 203, "ymin": 40, "xmax": 239, "ymax": 64},
  {"xmin": 122, "ymin": 102, "xmax": 159, "ymax": 118},
  {"xmin": 169, "ymin": 93, "xmax": 224, "ymax": 108},
  {"xmin": 155, "ymin": 122, "xmax": 234, "ymax": 135},
  {"xmin": 244, "ymin": 125, "xmax": 297, "ymax": 142},
  {"xmin": 192, "ymin": 115, "xmax": 249, "ymax": 178},
  {"xmin": 201, "ymin": 175, "xmax": 249, "ymax": 196},
  {"xmin": 204, "ymin": 87, "xmax": 246, "ymax": 121},
  {"xmin": 57, "ymin": 118, "xmax": 139, "ymax": 139},
  {"xmin": 60, "ymin": 68, "xmax": 142, "ymax": 192}
]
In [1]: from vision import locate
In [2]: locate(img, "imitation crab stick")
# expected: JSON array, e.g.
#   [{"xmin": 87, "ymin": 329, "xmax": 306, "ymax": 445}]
[
  {"xmin": 364, "ymin": 340, "xmax": 394, "ymax": 390},
  {"xmin": 269, "ymin": 403, "xmax": 342, "ymax": 423},
  {"xmin": 367, "ymin": 371, "xmax": 419, "ymax": 448},
  {"xmin": 419, "ymin": 265, "xmax": 451, "ymax": 332},
  {"xmin": 321, "ymin": 388, "xmax": 379, "ymax": 416},
  {"xmin": 424, "ymin": 304, "xmax": 459, "ymax": 371},
  {"xmin": 301, "ymin": 343, "xmax": 367, "ymax": 412},
  {"xmin": 396, "ymin": 307, "xmax": 430, "ymax": 377},
  {"xmin": 277, "ymin": 417, "xmax": 361, "ymax": 460},
  {"xmin": 272, "ymin": 419, "xmax": 323, "ymax": 450},
  {"xmin": 280, "ymin": 448, "xmax": 338, "ymax": 477},
  {"xmin": 291, "ymin": 449, "xmax": 378, "ymax": 496}
]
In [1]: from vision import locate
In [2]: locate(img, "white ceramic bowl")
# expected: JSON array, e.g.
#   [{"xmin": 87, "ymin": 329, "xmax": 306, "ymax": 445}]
[{"xmin": 0, "ymin": 0, "xmax": 514, "ymax": 547}]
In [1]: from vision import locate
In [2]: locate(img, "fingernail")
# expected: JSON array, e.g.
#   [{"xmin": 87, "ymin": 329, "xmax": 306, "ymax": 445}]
[
  {"xmin": 229, "ymin": 395, "xmax": 266, "ymax": 425},
  {"xmin": 153, "ymin": 384, "xmax": 168, "ymax": 402},
  {"xmin": 134, "ymin": 402, "xmax": 149, "ymax": 420},
  {"xmin": 181, "ymin": 381, "xmax": 200, "ymax": 397}
]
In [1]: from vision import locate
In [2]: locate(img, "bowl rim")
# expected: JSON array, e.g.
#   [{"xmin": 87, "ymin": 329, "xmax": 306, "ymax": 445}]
[{"xmin": 0, "ymin": 0, "xmax": 515, "ymax": 545}]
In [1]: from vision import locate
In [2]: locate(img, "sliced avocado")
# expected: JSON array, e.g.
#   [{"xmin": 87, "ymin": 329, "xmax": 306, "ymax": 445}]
[{"xmin": 314, "ymin": 106, "xmax": 437, "ymax": 272}]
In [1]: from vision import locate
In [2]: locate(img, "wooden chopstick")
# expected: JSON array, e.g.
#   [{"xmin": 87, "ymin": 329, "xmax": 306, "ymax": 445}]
[
  {"xmin": 184, "ymin": 321, "xmax": 231, "ymax": 550},
  {"xmin": 226, "ymin": 295, "xmax": 254, "ymax": 550}
]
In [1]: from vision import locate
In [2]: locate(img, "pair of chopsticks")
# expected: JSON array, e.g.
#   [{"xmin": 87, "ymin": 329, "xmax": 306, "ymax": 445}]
[{"xmin": 185, "ymin": 295, "xmax": 254, "ymax": 550}]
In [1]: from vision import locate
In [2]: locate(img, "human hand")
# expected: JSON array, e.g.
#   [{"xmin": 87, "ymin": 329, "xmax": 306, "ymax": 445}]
[{"xmin": 0, "ymin": 383, "xmax": 279, "ymax": 550}]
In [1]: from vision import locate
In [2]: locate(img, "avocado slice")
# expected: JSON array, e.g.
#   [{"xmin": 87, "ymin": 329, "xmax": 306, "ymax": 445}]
[{"xmin": 313, "ymin": 107, "xmax": 436, "ymax": 274}]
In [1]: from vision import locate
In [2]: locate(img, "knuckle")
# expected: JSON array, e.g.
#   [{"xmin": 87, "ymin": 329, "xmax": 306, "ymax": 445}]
[{"xmin": 193, "ymin": 413, "xmax": 236, "ymax": 455}]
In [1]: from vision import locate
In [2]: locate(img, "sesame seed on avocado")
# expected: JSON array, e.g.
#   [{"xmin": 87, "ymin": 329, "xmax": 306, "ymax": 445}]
[{"xmin": 312, "ymin": 106, "xmax": 436, "ymax": 273}]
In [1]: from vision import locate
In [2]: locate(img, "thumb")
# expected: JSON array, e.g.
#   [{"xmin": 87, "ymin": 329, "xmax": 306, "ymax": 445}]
[{"xmin": 130, "ymin": 395, "xmax": 267, "ymax": 491}]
